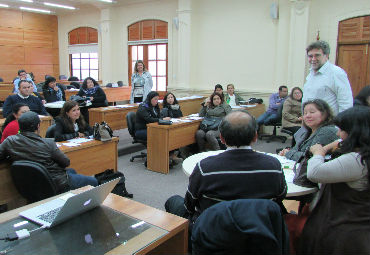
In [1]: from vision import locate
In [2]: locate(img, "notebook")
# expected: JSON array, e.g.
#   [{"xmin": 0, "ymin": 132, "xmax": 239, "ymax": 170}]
[{"xmin": 19, "ymin": 178, "xmax": 120, "ymax": 228}]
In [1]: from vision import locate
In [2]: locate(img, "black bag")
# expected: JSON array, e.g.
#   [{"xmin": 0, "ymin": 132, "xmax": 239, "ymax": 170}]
[
  {"xmin": 248, "ymin": 98, "xmax": 263, "ymax": 104},
  {"xmin": 199, "ymin": 117, "xmax": 222, "ymax": 132},
  {"xmin": 93, "ymin": 121, "xmax": 113, "ymax": 141},
  {"xmin": 95, "ymin": 169, "xmax": 133, "ymax": 198},
  {"xmin": 292, "ymin": 150, "xmax": 319, "ymax": 188},
  {"xmin": 70, "ymin": 95, "xmax": 88, "ymax": 107},
  {"xmin": 158, "ymin": 119, "xmax": 172, "ymax": 125}
]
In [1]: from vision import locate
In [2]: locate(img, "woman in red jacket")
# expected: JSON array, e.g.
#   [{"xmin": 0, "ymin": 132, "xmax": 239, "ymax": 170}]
[{"xmin": 1, "ymin": 103, "xmax": 30, "ymax": 143}]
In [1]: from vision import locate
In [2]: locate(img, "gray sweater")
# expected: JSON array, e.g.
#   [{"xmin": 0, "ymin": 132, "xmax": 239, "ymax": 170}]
[{"xmin": 199, "ymin": 103, "xmax": 232, "ymax": 118}]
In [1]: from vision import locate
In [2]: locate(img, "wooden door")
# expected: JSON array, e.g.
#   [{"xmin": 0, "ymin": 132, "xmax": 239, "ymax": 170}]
[{"xmin": 337, "ymin": 44, "xmax": 369, "ymax": 96}]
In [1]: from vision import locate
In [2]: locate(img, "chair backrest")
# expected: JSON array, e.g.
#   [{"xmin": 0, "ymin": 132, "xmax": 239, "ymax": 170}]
[
  {"xmin": 276, "ymin": 102, "xmax": 284, "ymax": 121},
  {"xmin": 192, "ymin": 199, "xmax": 289, "ymax": 255},
  {"xmin": 117, "ymin": 81, "xmax": 124, "ymax": 87},
  {"xmin": 11, "ymin": 160, "xmax": 58, "ymax": 203},
  {"xmin": 46, "ymin": 124, "xmax": 56, "ymax": 138},
  {"xmin": 66, "ymin": 85, "xmax": 77, "ymax": 89},
  {"xmin": 70, "ymin": 82, "xmax": 80, "ymax": 89},
  {"xmin": 126, "ymin": 112, "xmax": 136, "ymax": 138},
  {"xmin": 59, "ymin": 75, "xmax": 67, "ymax": 80},
  {"xmin": 106, "ymin": 83, "xmax": 112, "ymax": 87}
]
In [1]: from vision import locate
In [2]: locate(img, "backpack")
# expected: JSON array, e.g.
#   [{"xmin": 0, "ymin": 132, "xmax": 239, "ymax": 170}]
[{"xmin": 94, "ymin": 170, "xmax": 133, "ymax": 198}]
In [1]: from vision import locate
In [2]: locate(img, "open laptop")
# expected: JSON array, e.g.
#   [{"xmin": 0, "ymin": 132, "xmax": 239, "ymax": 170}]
[{"xmin": 19, "ymin": 178, "xmax": 120, "ymax": 228}]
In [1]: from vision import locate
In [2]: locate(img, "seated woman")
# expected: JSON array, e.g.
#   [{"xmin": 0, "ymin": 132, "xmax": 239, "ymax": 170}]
[
  {"xmin": 279, "ymin": 99, "xmax": 338, "ymax": 161},
  {"xmin": 77, "ymin": 77, "xmax": 108, "ymax": 122},
  {"xmin": 54, "ymin": 100, "xmax": 93, "ymax": 142},
  {"xmin": 135, "ymin": 91, "xmax": 170, "ymax": 141},
  {"xmin": 282, "ymin": 87, "xmax": 303, "ymax": 145},
  {"xmin": 43, "ymin": 76, "xmax": 66, "ymax": 117},
  {"xmin": 354, "ymin": 85, "xmax": 370, "ymax": 107},
  {"xmin": 1, "ymin": 103, "xmax": 29, "ymax": 143},
  {"xmin": 160, "ymin": 92, "xmax": 183, "ymax": 118},
  {"xmin": 196, "ymin": 92, "xmax": 232, "ymax": 152},
  {"xmin": 298, "ymin": 106, "xmax": 370, "ymax": 254},
  {"xmin": 224, "ymin": 84, "xmax": 245, "ymax": 106}
]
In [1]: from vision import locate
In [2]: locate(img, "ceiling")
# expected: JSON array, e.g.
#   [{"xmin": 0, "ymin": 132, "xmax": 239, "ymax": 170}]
[{"xmin": 0, "ymin": 0, "xmax": 151, "ymax": 15}]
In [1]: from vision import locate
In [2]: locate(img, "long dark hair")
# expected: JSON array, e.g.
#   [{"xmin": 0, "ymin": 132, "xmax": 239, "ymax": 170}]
[
  {"xmin": 82, "ymin": 77, "xmax": 99, "ymax": 90},
  {"xmin": 2, "ymin": 103, "xmax": 29, "ymax": 131},
  {"xmin": 59, "ymin": 100, "xmax": 88, "ymax": 133},
  {"xmin": 163, "ymin": 92, "xmax": 179, "ymax": 108},
  {"xmin": 209, "ymin": 92, "xmax": 224, "ymax": 108},
  {"xmin": 333, "ymin": 106, "xmax": 370, "ymax": 184},
  {"xmin": 143, "ymin": 91, "xmax": 160, "ymax": 112},
  {"xmin": 354, "ymin": 85, "xmax": 370, "ymax": 107},
  {"xmin": 42, "ymin": 76, "xmax": 57, "ymax": 90}
]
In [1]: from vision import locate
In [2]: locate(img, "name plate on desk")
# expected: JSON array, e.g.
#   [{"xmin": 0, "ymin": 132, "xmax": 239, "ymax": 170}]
[{"xmin": 0, "ymin": 206, "xmax": 167, "ymax": 255}]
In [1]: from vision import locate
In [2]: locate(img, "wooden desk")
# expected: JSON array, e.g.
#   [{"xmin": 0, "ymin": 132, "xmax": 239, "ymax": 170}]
[
  {"xmin": 103, "ymin": 86, "xmax": 131, "ymax": 104},
  {"xmin": 176, "ymin": 96, "xmax": 206, "ymax": 116},
  {"xmin": 0, "ymin": 137, "xmax": 119, "ymax": 206},
  {"xmin": 64, "ymin": 89, "xmax": 79, "ymax": 100},
  {"xmin": 0, "ymin": 84, "xmax": 13, "ymax": 101},
  {"xmin": 238, "ymin": 103, "xmax": 265, "ymax": 118},
  {"xmin": 0, "ymin": 186, "xmax": 188, "ymax": 254},
  {"xmin": 0, "ymin": 115, "xmax": 52, "ymax": 138}
]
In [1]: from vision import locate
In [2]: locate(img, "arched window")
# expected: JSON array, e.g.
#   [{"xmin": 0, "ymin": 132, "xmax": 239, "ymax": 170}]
[
  {"xmin": 128, "ymin": 20, "xmax": 168, "ymax": 91},
  {"xmin": 68, "ymin": 27, "xmax": 99, "ymax": 80}
]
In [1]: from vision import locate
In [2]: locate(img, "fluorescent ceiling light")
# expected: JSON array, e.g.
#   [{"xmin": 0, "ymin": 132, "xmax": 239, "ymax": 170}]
[
  {"xmin": 20, "ymin": 0, "xmax": 33, "ymax": 2},
  {"xmin": 44, "ymin": 2, "xmax": 76, "ymax": 10},
  {"xmin": 0, "ymin": 3, "xmax": 9, "ymax": 7},
  {"xmin": 20, "ymin": 6, "xmax": 51, "ymax": 13},
  {"xmin": 99, "ymin": 0, "xmax": 113, "ymax": 2}
]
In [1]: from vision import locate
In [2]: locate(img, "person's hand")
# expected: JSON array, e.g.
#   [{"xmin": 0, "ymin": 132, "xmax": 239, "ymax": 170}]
[
  {"xmin": 163, "ymin": 117, "xmax": 171, "ymax": 121},
  {"xmin": 78, "ymin": 132, "xmax": 85, "ymax": 138},
  {"xmin": 310, "ymin": 144, "xmax": 326, "ymax": 156},
  {"xmin": 42, "ymin": 100, "xmax": 46, "ymax": 105},
  {"xmin": 323, "ymin": 140, "xmax": 340, "ymax": 154},
  {"xmin": 279, "ymin": 148, "xmax": 290, "ymax": 156},
  {"xmin": 298, "ymin": 116, "xmax": 303, "ymax": 121},
  {"xmin": 89, "ymin": 96, "xmax": 94, "ymax": 101},
  {"xmin": 205, "ymin": 97, "xmax": 211, "ymax": 106},
  {"xmin": 53, "ymin": 86, "xmax": 59, "ymax": 91}
]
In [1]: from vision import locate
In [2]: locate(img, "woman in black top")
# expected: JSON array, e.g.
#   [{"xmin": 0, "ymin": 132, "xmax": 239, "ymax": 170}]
[
  {"xmin": 54, "ymin": 100, "xmax": 93, "ymax": 142},
  {"xmin": 135, "ymin": 91, "xmax": 170, "ymax": 141},
  {"xmin": 42, "ymin": 76, "xmax": 66, "ymax": 117},
  {"xmin": 161, "ymin": 92, "xmax": 183, "ymax": 118},
  {"xmin": 353, "ymin": 85, "xmax": 370, "ymax": 107}
]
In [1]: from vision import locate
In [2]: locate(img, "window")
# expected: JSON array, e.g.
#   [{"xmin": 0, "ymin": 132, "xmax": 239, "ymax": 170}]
[{"xmin": 70, "ymin": 53, "xmax": 99, "ymax": 80}]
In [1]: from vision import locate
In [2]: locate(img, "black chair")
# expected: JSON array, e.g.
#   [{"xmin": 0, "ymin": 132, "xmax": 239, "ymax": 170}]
[
  {"xmin": 46, "ymin": 124, "xmax": 56, "ymax": 138},
  {"xmin": 117, "ymin": 81, "xmax": 124, "ymax": 87},
  {"xmin": 106, "ymin": 83, "xmax": 113, "ymax": 87},
  {"xmin": 259, "ymin": 103, "xmax": 287, "ymax": 143},
  {"xmin": 10, "ymin": 160, "xmax": 58, "ymax": 203},
  {"xmin": 66, "ymin": 85, "xmax": 77, "ymax": 89},
  {"xmin": 126, "ymin": 112, "xmax": 147, "ymax": 165}
]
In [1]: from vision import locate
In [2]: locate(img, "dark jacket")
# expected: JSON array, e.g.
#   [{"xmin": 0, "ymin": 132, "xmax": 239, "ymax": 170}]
[
  {"xmin": 3, "ymin": 94, "xmax": 48, "ymax": 118},
  {"xmin": 0, "ymin": 132, "xmax": 70, "ymax": 193},
  {"xmin": 160, "ymin": 104, "xmax": 183, "ymax": 118},
  {"xmin": 42, "ymin": 84, "xmax": 66, "ymax": 103},
  {"xmin": 135, "ymin": 103, "xmax": 160, "ymax": 131},
  {"xmin": 54, "ymin": 117, "xmax": 93, "ymax": 142},
  {"xmin": 77, "ymin": 86, "xmax": 108, "ymax": 107}
]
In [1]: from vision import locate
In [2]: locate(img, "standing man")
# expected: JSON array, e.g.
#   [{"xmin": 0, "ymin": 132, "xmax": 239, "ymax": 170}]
[
  {"xmin": 302, "ymin": 40, "xmax": 353, "ymax": 115},
  {"xmin": 13, "ymin": 69, "xmax": 37, "ymax": 94},
  {"xmin": 257, "ymin": 85, "xmax": 288, "ymax": 126}
]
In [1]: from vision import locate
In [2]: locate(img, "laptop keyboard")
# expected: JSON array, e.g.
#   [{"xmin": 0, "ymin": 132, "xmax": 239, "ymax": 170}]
[{"xmin": 37, "ymin": 207, "xmax": 62, "ymax": 223}]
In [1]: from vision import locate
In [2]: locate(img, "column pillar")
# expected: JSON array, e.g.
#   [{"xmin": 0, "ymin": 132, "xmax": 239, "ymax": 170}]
[{"xmin": 100, "ymin": 8, "xmax": 112, "ymax": 84}]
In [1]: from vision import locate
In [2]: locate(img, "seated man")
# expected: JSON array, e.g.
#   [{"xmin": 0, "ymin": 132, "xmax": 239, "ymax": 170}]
[
  {"xmin": 13, "ymin": 69, "xmax": 37, "ymax": 94},
  {"xmin": 165, "ymin": 110, "xmax": 287, "ymax": 230},
  {"xmin": 0, "ymin": 111, "xmax": 98, "ymax": 193},
  {"xmin": 3, "ymin": 80, "xmax": 48, "ymax": 118},
  {"xmin": 257, "ymin": 85, "xmax": 288, "ymax": 126}
]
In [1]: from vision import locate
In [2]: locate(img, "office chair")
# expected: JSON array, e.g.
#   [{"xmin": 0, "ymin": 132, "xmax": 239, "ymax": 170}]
[
  {"xmin": 192, "ymin": 199, "xmax": 289, "ymax": 255},
  {"xmin": 117, "ymin": 81, "xmax": 124, "ymax": 87},
  {"xmin": 259, "ymin": 103, "xmax": 287, "ymax": 143},
  {"xmin": 10, "ymin": 160, "xmax": 58, "ymax": 203},
  {"xmin": 126, "ymin": 112, "xmax": 147, "ymax": 166},
  {"xmin": 46, "ymin": 124, "xmax": 56, "ymax": 139},
  {"xmin": 106, "ymin": 83, "xmax": 113, "ymax": 87},
  {"xmin": 59, "ymin": 75, "xmax": 67, "ymax": 80}
]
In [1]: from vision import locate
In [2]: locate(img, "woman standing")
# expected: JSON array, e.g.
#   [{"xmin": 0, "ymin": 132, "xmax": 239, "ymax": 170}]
[
  {"xmin": 54, "ymin": 100, "xmax": 93, "ymax": 142},
  {"xmin": 224, "ymin": 84, "xmax": 245, "ymax": 106},
  {"xmin": 1, "ymin": 103, "xmax": 29, "ymax": 143},
  {"xmin": 196, "ymin": 92, "xmax": 232, "ymax": 152},
  {"xmin": 298, "ymin": 106, "xmax": 370, "ymax": 255},
  {"xmin": 130, "ymin": 60, "xmax": 153, "ymax": 104},
  {"xmin": 161, "ymin": 92, "xmax": 183, "ymax": 118}
]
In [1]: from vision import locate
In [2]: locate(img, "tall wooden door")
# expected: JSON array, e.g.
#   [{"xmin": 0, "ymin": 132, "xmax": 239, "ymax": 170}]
[{"xmin": 337, "ymin": 44, "xmax": 369, "ymax": 96}]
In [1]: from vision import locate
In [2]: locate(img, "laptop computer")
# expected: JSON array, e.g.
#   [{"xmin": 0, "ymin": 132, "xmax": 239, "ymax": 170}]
[{"xmin": 19, "ymin": 178, "xmax": 120, "ymax": 228}]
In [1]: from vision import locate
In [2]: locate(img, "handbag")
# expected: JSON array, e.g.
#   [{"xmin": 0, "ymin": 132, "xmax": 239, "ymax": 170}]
[
  {"xmin": 292, "ymin": 149, "xmax": 318, "ymax": 188},
  {"xmin": 93, "ymin": 121, "xmax": 113, "ymax": 141},
  {"xmin": 199, "ymin": 117, "xmax": 222, "ymax": 132},
  {"xmin": 94, "ymin": 169, "xmax": 133, "ymax": 198}
]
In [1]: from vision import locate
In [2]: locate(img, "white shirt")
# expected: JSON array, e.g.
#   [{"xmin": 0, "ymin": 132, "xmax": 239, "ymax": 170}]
[
  {"xmin": 228, "ymin": 94, "xmax": 236, "ymax": 107},
  {"xmin": 302, "ymin": 61, "xmax": 353, "ymax": 115}
]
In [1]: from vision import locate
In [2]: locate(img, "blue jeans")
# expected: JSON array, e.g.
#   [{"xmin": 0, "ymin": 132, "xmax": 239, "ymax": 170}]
[
  {"xmin": 257, "ymin": 111, "xmax": 278, "ymax": 126},
  {"xmin": 67, "ymin": 169, "xmax": 98, "ymax": 189}
]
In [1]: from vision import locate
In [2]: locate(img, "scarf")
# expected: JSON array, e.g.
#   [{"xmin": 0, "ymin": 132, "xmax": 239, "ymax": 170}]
[{"xmin": 83, "ymin": 86, "xmax": 98, "ymax": 95}]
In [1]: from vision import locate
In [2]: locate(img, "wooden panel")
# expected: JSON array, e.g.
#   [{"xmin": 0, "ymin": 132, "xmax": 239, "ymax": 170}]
[
  {"xmin": 87, "ymin": 27, "xmax": 98, "ymax": 43},
  {"xmin": 78, "ymin": 27, "xmax": 88, "ymax": 44},
  {"xmin": 0, "ymin": 27, "xmax": 24, "ymax": 46},
  {"xmin": 53, "ymin": 64, "xmax": 60, "ymax": 79},
  {"xmin": 24, "ymin": 30, "xmax": 53, "ymax": 47},
  {"xmin": 128, "ymin": 22, "xmax": 140, "ymax": 41},
  {"xmin": 69, "ymin": 29, "xmax": 79, "ymax": 45},
  {"xmin": 103, "ymin": 87, "xmax": 131, "ymax": 103},
  {"xmin": 155, "ymin": 20, "xmax": 168, "ymax": 39},
  {"xmin": 0, "ymin": 65, "xmax": 24, "ymax": 83},
  {"xmin": 0, "ymin": 46, "xmax": 25, "ymax": 64},
  {"xmin": 24, "ymin": 64, "xmax": 54, "ymax": 82},
  {"xmin": 338, "ymin": 16, "xmax": 370, "ymax": 43},
  {"xmin": 0, "ymin": 9, "xmax": 23, "ymax": 28},
  {"xmin": 22, "ymin": 12, "xmax": 57, "ymax": 31},
  {"xmin": 142, "ymin": 20, "xmax": 154, "ymax": 40},
  {"xmin": 0, "ymin": 84, "xmax": 14, "ymax": 101},
  {"xmin": 25, "ymin": 47, "xmax": 54, "ymax": 64},
  {"xmin": 363, "ymin": 16, "xmax": 370, "ymax": 41}
]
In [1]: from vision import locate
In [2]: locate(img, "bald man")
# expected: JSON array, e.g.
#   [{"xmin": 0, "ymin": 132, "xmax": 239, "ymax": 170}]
[{"xmin": 165, "ymin": 111, "xmax": 287, "ymax": 229}]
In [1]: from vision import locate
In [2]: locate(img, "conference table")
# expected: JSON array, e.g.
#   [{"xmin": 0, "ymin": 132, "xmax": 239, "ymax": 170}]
[
  {"xmin": 146, "ymin": 104, "xmax": 266, "ymax": 174},
  {"xmin": 0, "ymin": 115, "xmax": 52, "ymax": 138},
  {"xmin": 0, "ymin": 186, "xmax": 188, "ymax": 254},
  {"xmin": 182, "ymin": 150, "xmax": 318, "ymax": 197},
  {"xmin": 64, "ymin": 87, "xmax": 131, "ymax": 105},
  {"xmin": 0, "ymin": 137, "xmax": 119, "ymax": 209}
]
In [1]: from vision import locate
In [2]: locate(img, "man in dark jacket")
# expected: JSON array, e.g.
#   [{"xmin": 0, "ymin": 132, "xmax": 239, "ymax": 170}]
[{"xmin": 0, "ymin": 111, "xmax": 98, "ymax": 193}]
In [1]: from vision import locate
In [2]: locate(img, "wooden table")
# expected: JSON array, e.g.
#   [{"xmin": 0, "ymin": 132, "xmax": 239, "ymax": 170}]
[
  {"xmin": 146, "ymin": 104, "xmax": 265, "ymax": 174},
  {"xmin": 0, "ymin": 186, "xmax": 188, "ymax": 254},
  {"xmin": 0, "ymin": 137, "xmax": 119, "ymax": 207},
  {"xmin": 103, "ymin": 86, "xmax": 131, "ymax": 104},
  {"xmin": 0, "ymin": 115, "xmax": 52, "ymax": 138}
]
